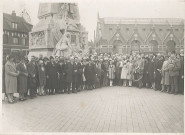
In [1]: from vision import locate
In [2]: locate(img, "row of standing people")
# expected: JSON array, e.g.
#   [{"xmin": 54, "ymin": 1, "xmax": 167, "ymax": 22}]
[{"xmin": 3, "ymin": 51, "xmax": 184, "ymax": 104}]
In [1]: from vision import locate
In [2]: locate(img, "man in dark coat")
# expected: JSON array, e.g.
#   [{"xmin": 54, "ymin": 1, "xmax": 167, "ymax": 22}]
[
  {"xmin": 179, "ymin": 49, "xmax": 184, "ymax": 94},
  {"xmin": 169, "ymin": 52, "xmax": 181, "ymax": 94},
  {"xmin": 77, "ymin": 59, "xmax": 84, "ymax": 91},
  {"xmin": 72, "ymin": 57, "xmax": 79, "ymax": 93},
  {"xmin": 143, "ymin": 56, "xmax": 155, "ymax": 88},
  {"xmin": 143, "ymin": 57, "xmax": 149, "ymax": 88},
  {"xmin": 58, "ymin": 59, "xmax": 66, "ymax": 93},
  {"xmin": 154, "ymin": 54, "xmax": 163, "ymax": 90},
  {"xmin": 46, "ymin": 56, "xmax": 59, "ymax": 95},
  {"xmin": 27, "ymin": 56, "xmax": 38, "ymax": 98},
  {"xmin": 55, "ymin": 56, "xmax": 60, "ymax": 94},
  {"xmin": 65, "ymin": 57, "xmax": 75, "ymax": 94},
  {"xmin": 84, "ymin": 59, "xmax": 96, "ymax": 90}
]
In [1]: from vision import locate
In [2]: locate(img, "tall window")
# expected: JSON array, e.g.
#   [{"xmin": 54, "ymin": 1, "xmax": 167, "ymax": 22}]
[
  {"xmin": 3, "ymin": 34, "xmax": 8, "ymax": 44},
  {"xmin": 13, "ymin": 37, "xmax": 19, "ymax": 44},
  {"xmin": 71, "ymin": 35, "xmax": 76, "ymax": 44},
  {"xmin": 12, "ymin": 22, "xmax": 18, "ymax": 29},
  {"xmin": 22, "ymin": 38, "xmax": 26, "ymax": 46}
]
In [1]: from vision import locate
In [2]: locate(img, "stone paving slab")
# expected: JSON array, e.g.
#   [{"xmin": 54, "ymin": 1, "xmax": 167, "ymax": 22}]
[{"xmin": 1, "ymin": 86, "xmax": 184, "ymax": 133}]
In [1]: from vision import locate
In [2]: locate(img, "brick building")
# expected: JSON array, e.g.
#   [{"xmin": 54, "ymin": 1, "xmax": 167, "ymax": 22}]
[
  {"xmin": 95, "ymin": 17, "xmax": 184, "ymax": 54},
  {"xmin": 3, "ymin": 11, "xmax": 33, "ymax": 56}
]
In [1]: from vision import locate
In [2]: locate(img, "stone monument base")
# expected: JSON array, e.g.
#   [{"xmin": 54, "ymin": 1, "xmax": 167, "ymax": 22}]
[{"xmin": 28, "ymin": 48, "xmax": 54, "ymax": 58}]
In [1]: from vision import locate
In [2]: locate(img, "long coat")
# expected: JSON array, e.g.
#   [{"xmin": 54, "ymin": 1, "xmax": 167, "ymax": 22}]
[
  {"xmin": 179, "ymin": 56, "xmax": 184, "ymax": 92},
  {"xmin": 154, "ymin": 59, "xmax": 163, "ymax": 82},
  {"xmin": 143, "ymin": 59, "xmax": 155, "ymax": 83},
  {"xmin": 65, "ymin": 62, "xmax": 75, "ymax": 83},
  {"xmin": 115, "ymin": 62, "xmax": 121, "ymax": 80},
  {"xmin": 84, "ymin": 63, "xmax": 96, "ymax": 84},
  {"xmin": 168, "ymin": 58, "xmax": 181, "ymax": 77},
  {"xmin": 17, "ymin": 62, "xmax": 28, "ymax": 93},
  {"xmin": 46, "ymin": 62, "xmax": 59, "ymax": 89},
  {"xmin": 5, "ymin": 61, "xmax": 18, "ymax": 94},
  {"xmin": 27, "ymin": 62, "xmax": 38, "ymax": 89},
  {"xmin": 127, "ymin": 62, "xmax": 134, "ymax": 80},
  {"xmin": 121, "ymin": 64, "xmax": 128, "ymax": 79},
  {"xmin": 109, "ymin": 64, "xmax": 115, "ymax": 79},
  {"xmin": 58, "ymin": 64, "xmax": 66, "ymax": 90},
  {"xmin": 38, "ymin": 65, "xmax": 46, "ymax": 86},
  {"xmin": 161, "ymin": 60, "xmax": 170, "ymax": 85}
]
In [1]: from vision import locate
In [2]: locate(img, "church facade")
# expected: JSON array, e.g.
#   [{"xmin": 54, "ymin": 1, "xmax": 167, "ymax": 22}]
[{"xmin": 95, "ymin": 17, "xmax": 184, "ymax": 54}]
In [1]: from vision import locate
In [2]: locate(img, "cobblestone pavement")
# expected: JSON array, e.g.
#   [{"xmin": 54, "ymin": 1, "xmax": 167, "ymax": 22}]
[{"xmin": 1, "ymin": 86, "xmax": 184, "ymax": 133}]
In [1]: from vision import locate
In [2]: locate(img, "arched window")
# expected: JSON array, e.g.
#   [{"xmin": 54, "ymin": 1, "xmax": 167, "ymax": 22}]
[{"xmin": 149, "ymin": 40, "xmax": 158, "ymax": 52}]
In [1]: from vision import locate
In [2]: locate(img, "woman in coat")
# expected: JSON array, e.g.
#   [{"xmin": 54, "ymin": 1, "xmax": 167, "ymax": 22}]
[
  {"xmin": 37, "ymin": 60, "xmax": 46, "ymax": 96},
  {"xmin": 17, "ymin": 57, "xmax": 28, "ymax": 101},
  {"xmin": 5, "ymin": 54, "xmax": 19, "ymax": 103},
  {"xmin": 108, "ymin": 60, "xmax": 115, "ymax": 86},
  {"xmin": 161, "ymin": 56, "xmax": 170, "ymax": 92},
  {"xmin": 127, "ymin": 59, "xmax": 134, "ymax": 87},
  {"xmin": 121, "ymin": 60, "xmax": 128, "ymax": 86}
]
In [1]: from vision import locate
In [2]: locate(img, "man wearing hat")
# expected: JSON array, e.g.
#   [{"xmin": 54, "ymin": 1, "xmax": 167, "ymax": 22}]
[
  {"xmin": 154, "ymin": 53, "xmax": 163, "ymax": 90},
  {"xmin": 46, "ymin": 56, "xmax": 59, "ymax": 95},
  {"xmin": 65, "ymin": 56, "xmax": 75, "ymax": 93},
  {"xmin": 84, "ymin": 58, "xmax": 96, "ymax": 90},
  {"xmin": 168, "ymin": 52, "xmax": 181, "ymax": 94},
  {"xmin": 27, "ymin": 56, "xmax": 38, "ymax": 98},
  {"xmin": 179, "ymin": 49, "xmax": 184, "ymax": 94}
]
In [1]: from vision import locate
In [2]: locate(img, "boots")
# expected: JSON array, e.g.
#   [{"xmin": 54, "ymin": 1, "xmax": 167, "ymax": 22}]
[
  {"xmin": 169, "ymin": 85, "xmax": 174, "ymax": 94},
  {"xmin": 161, "ymin": 85, "xmax": 165, "ymax": 92}
]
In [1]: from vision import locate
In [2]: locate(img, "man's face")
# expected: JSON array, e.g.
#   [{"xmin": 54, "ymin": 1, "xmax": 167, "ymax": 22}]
[
  {"xmin": 74, "ymin": 58, "xmax": 78, "ymax": 62},
  {"xmin": 51, "ymin": 58, "xmax": 54, "ymax": 63},
  {"xmin": 31, "ymin": 57, "xmax": 35, "ymax": 62}
]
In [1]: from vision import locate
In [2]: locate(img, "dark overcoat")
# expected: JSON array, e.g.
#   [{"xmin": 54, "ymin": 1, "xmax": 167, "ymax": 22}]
[
  {"xmin": 65, "ymin": 62, "xmax": 75, "ymax": 83},
  {"xmin": 17, "ymin": 63, "xmax": 28, "ymax": 93},
  {"xmin": 58, "ymin": 63, "xmax": 66, "ymax": 89},
  {"xmin": 27, "ymin": 62, "xmax": 37, "ymax": 89},
  {"xmin": 154, "ymin": 59, "xmax": 163, "ymax": 82},
  {"xmin": 46, "ymin": 62, "xmax": 59, "ymax": 89},
  {"xmin": 84, "ymin": 63, "xmax": 96, "ymax": 84}
]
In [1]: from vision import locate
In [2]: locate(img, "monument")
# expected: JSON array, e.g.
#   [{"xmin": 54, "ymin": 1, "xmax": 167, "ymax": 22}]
[{"xmin": 29, "ymin": 3, "xmax": 88, "ymax": 57}]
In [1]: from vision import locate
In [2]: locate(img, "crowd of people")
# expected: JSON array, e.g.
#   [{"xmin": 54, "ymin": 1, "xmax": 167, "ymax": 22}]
[{"xmin": 3, "ymin": 49, "xmax": 184, "ymax": 104}]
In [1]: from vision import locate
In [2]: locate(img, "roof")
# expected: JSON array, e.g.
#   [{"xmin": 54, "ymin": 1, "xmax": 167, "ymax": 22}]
[
  {"xmin": 96, "ymin": 17, "xmax": 184, "ymax": 44},
  {"xmin": 3, "ymin": 13, "xmax": 33, "ymax": 33},
  {"xmin": 100, "ymin": 17, "xmax": 184, "ymax": 25}
]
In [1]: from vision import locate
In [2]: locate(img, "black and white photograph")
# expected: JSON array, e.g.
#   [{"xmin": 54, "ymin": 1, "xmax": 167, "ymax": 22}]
[{"xmin": 1, "ymin": 0, "xmax": 185, "ymax": 134}]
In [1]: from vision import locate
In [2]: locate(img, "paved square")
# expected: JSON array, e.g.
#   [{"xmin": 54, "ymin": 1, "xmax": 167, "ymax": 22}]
[{"xmin": 2, "ymin": 87, "xmax": 184, "ymax": 133}]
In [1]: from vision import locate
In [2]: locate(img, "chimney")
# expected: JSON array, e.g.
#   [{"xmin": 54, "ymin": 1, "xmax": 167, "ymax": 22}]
[{"xmin": 12, "ymin": 10, "xmax": 16, "ymax": 16}]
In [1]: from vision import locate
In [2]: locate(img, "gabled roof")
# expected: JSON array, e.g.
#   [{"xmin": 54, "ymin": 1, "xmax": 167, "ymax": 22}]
[
  {"xmin": 145, "ymin": 29, "xmax": 162, "ymax": 44},
  {"xmin": 127, "ymin": 30, "xmax": 144, "ymax": 44},
  {"xmin": 3, "ymin": 13, "xmax": 33, "ymax": 33},
  {"xmin": 109, "ymin": 30, "xmax": 126, "ymax": 44}
]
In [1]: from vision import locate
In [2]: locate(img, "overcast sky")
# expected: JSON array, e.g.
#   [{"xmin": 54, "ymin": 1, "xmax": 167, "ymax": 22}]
[{"xmin": 3, "ymin": 0, "xmax": 185, "ymax": 41}]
